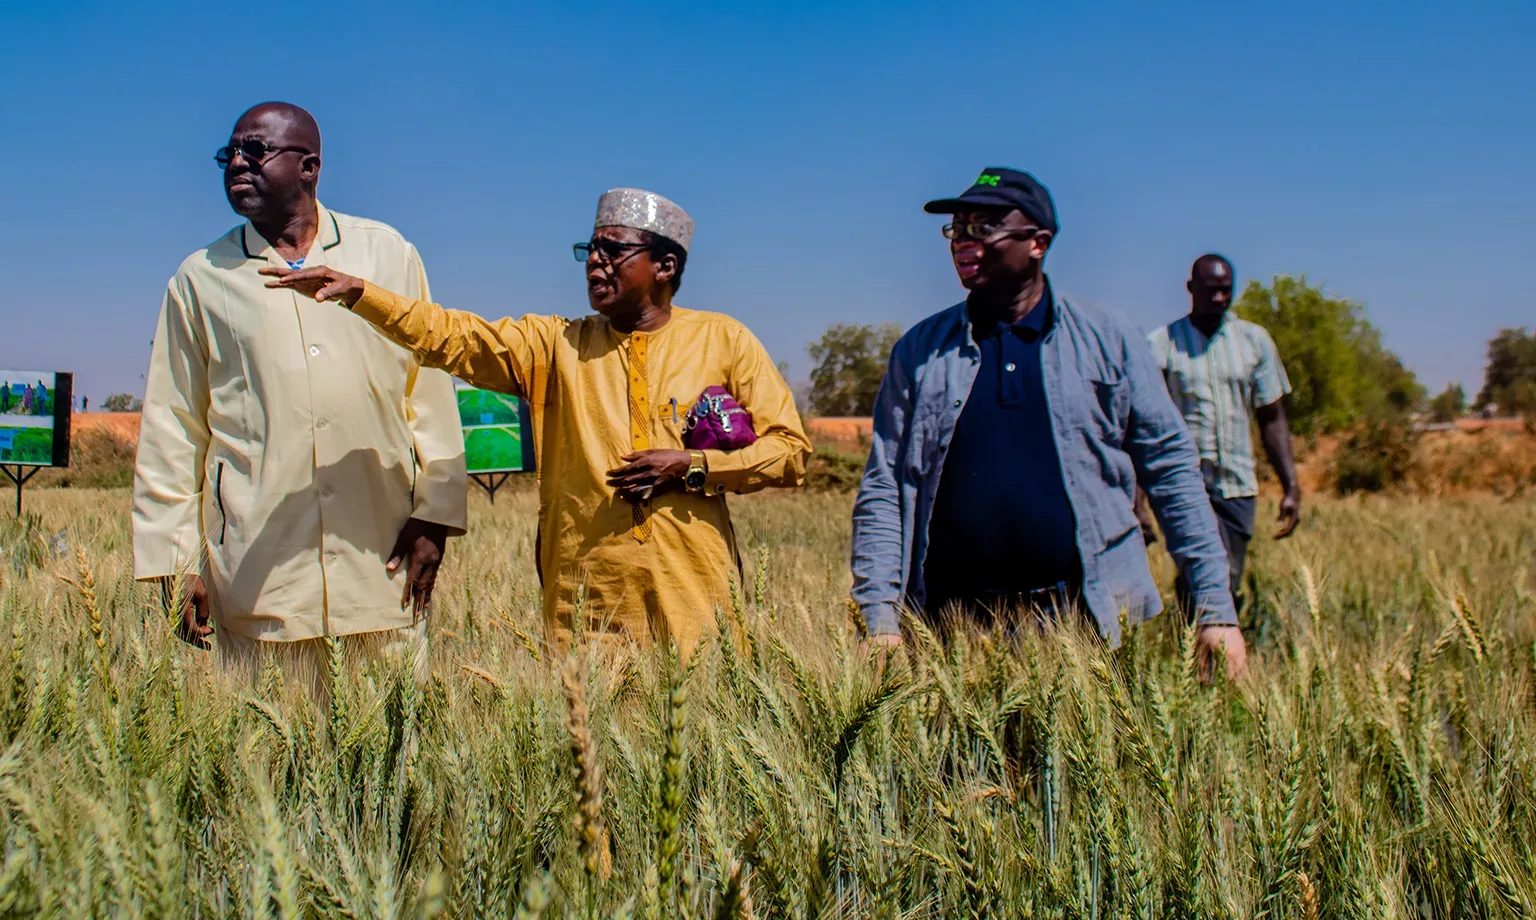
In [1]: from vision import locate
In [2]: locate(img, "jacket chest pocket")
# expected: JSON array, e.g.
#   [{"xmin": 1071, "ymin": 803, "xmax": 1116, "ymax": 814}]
[
  {"xmin": 909, "ymin": 379, "xmax": 961, "ymax": 474},
  {"xmin": 1088, "ymin": 372, "xmax": 1130, "ymax": 439}
]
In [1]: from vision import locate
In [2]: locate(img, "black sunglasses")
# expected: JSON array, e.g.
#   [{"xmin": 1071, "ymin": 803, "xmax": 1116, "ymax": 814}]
[
  {"xmin": 215, "ymin": 139, "xmax": 312, "ymax": 170},
  {"xmin": 572, "ymin": 239, "xmax": 653, "ymax": 263}
]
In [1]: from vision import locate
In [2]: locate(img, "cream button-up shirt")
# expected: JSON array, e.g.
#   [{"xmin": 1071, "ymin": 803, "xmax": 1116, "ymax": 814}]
[{"xmin": 132, "ymin": 204, "xmax": 468, "ymax": 641}]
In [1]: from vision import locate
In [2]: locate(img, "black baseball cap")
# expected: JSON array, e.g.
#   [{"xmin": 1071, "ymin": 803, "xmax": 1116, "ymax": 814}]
[{"xmin": 924, "ymin": 167, "xmax": 1059, "ymax": 235}]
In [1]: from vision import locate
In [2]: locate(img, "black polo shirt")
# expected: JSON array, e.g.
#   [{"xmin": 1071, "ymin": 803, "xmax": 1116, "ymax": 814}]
[{"xmin": 923, "ymin": 285, "xmax": 1081, "ymax": 611}]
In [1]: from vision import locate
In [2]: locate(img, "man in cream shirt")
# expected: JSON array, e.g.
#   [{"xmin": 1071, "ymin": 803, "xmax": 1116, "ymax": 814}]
[{"xmin": 133, "ymin": 102, "xmax": 467, "ymax": 678}]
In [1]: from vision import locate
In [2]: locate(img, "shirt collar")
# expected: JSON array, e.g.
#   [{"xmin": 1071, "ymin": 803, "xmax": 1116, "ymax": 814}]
[
  {"xmin": 1180, "ymin": 310, "xmax": 1230, "ymax": 341},
  {"xmin": 966, "ymin": 277, "xmax": 1055, "ymax": 342},
  {"xmin": 240, "ymin": 200, "xmax": 342, "ymax": 264}
]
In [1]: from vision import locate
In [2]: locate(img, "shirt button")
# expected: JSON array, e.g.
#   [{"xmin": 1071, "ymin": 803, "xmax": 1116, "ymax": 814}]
[
  {"xmin": 324, "ymin": 553, "xmax": 337, "ymax": 566},
  {"xmin": 1005, "ymin": 363, "xmax": 1017, "ymax": 372},
  {"xmin": 954, "ymin": 399, "xmax": 962, "ymax": 408},
  {"xmin": 309, "ymin": 345, "xmax": 322, "ymax": 357},
  {"xmin": 320, "ymin": 484, "xmax": 334, "ymax": 497},
  {"xmin": 316, "ymin": 417, "xmax": 329, "ymax": 429}
]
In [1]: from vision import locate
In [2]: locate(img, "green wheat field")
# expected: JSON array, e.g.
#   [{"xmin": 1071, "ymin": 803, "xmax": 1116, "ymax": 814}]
[{"xmin": 0, "ymin": 486, "xmax": 1533, "ymax": 918}]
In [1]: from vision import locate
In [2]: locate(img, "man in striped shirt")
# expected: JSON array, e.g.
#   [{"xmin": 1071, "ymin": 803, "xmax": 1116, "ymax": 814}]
[{"xmin": 1145, "ymin": 254, "xmax": 1301, "ymax": 614}]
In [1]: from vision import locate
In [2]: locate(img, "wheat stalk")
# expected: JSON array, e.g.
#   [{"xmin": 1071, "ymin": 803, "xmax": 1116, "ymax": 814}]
[
  {"xmin": 656, "ymin": 649, "xmax": 687, "ymax": 905},
  {"xmin": 1297, "ymin": 871, "xmax": 1319, "ymax": 920},
  {"xmin": 561, "ymin": 654, "xmax": 610, "ymax": 883},
  {"xmin": 513, "ymin": 874, "xmax": 552, "ymax": 920}
]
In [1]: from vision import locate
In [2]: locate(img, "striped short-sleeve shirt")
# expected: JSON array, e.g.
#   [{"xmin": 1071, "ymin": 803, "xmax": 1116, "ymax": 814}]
[{"xmin": 1147, "ymin": 315, "xmax": 1291, "ymax": 498}]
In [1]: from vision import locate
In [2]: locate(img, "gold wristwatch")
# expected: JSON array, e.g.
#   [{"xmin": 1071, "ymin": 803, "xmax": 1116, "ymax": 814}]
[{"xmin": 684, "ymin": 450, "xmax": 708, "ymax": 493}]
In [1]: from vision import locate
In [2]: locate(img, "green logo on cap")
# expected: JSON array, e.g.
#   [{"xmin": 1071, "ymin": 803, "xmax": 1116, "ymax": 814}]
[{"xmin": 976, "ymin": 173, "xmax": 1001, "ymax": 187}]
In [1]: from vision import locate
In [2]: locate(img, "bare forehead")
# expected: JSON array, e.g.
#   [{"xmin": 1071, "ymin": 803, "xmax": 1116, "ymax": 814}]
[
  {"xmin": 230, "ymin": 104, "xmax": 321, "ymax": 150},
  {"xmin": 1193, "ymin": 257, "xmax": 1233, "ymax": 283}
]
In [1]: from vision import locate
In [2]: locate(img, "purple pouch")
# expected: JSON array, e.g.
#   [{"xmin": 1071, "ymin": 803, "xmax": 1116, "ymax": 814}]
[{"xmin": 684, "ymin": 386, "xmax": 758, "ymax": 451}]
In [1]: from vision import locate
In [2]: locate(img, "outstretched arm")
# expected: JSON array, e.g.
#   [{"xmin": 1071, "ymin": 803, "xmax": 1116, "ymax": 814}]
[{"xmin": 262, "ymin": 266, "xmax": 559, "ymax": 398}]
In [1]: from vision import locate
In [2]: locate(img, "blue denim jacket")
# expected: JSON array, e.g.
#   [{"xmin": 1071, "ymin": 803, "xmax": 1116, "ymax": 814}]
[{"xmin": 850, "ymin": 292, "xmax": 1236, "ymax": 643}]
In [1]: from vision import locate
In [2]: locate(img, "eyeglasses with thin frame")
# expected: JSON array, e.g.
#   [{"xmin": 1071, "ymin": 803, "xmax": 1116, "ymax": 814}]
[
  {"xmin": 941, "ymin": 221, "xmax": 1042, "ymax": 242},
  {"xmin": 215, "ymin": 139, "xmax": 313, "ymax": 170},
  {"xmin": 572, "ymin": 239, "xmax": 653, "ymax": 263}
]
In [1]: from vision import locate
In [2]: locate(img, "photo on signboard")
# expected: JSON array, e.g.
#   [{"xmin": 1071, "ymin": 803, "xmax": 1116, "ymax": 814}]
[
  {"xmin": 456, "ymin": 386, "xmax": 534, "ymax": 474},
  {"xmin": 0, "ymin": 370, "xmax": 71, "ymax": 467}
]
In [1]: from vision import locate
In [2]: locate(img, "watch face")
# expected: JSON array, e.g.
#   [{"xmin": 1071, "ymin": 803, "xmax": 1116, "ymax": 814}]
[{"xmin": 686, "ymin": 470, "xmax": 707, "ymax": 490}]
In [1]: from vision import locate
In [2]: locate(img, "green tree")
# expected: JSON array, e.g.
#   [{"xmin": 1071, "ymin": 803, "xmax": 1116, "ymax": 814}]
[
  {"xmin": 1428, "ymin": 383, "xmax": 1466, "ymax": 423},
  {"xmin": 102, "ymin": 393, "xmax": 142, "ymax": 413},
  {"xmin": 1475, "ymin": 328, "xmax": 1536, "ymax": 416},
  {"xmin": 1234, "ymin": 275, "xmax": 1422, "ymax": 434},
  {"xmin": 1366, "ymin": 351, "xmax": 1426, "ymax": 419},
  {"xmin": 805, "ymin": 322, "xmax": 902, "ymax": 417}
]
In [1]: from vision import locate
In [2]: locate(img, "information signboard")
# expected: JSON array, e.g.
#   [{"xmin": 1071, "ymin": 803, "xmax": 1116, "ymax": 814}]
[
  {"xmin": 457, "ymin": 386, "xmax": 534, "ymax": 501},
  {"xmin": 0, "ymin": 369, "xmax": 72, "ymax": 513}
]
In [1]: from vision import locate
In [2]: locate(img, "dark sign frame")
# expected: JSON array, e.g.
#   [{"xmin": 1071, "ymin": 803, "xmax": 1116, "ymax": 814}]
[
  {"xmin": 457, "ymin": 386, "xmax": 535, "ymax": 503},
  {"xmin": 1, "ymin": 371, "xmax": 72, "ymax": 514}
]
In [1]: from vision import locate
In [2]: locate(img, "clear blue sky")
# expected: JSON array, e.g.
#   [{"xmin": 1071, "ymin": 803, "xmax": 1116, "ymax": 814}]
[{"xmin": 3, "ymin": 0, "xmax": 1532, "ymax": 402}]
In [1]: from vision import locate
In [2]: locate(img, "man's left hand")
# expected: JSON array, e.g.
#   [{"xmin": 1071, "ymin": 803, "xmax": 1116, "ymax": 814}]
[
  {"xmin": 388, "ymin": 518, "xmax": 448, "ymax": 616},
  {"xmin": 607, "ymin": 449, "xmax": 691, "ymax": 502},
  {"xmin": 1275, "ymin": 489, "xmax": 1301, "ymax": 539},
  {"xmin": 1195, "ymin": 624, "xmax": 1248, "ymax": 680}
]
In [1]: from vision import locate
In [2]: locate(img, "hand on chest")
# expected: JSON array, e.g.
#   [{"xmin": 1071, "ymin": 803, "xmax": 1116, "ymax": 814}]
[{"xmin": 564, "ymin": 334, "xmax": 735, "ymax": 450}]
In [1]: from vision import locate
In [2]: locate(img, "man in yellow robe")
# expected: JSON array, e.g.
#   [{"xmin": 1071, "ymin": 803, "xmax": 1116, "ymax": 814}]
[
  {"xmin": 267, "ymin": 189, "xmax": 810, "ymax": 652},
  {"xmin": 133, "ymin": 102, "xmax": 468, "ymax": 676}
]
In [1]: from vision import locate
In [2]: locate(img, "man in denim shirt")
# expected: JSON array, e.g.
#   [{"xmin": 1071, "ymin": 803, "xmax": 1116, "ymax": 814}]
[{"xmin": 850, "ymin": 168, "xmax": 1246, "ymax": 673}]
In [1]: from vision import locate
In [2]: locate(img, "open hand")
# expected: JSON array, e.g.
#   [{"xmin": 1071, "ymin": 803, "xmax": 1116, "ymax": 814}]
[
  {"xmin": 261, "ymin": 266, "xmax": 367, "ymax": 307},
  {"xmin": 606, "ymin": 449, "xmax": 691, "ymax": 502},
  {"xmin": 1275, "ymin": 489, "xmax": 1301, "ymax": 539},
  {"xmin": 388, "ymin": 518, "xmax": 448, "ymax": 617}
]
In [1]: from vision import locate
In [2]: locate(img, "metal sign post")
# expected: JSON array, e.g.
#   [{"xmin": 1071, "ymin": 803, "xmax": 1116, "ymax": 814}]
[
  {"xmin": 1, "ymin": 464, "xmax": 41, "ymax": 516},
  {"xmin": 470, "ymin": 471, "xmax": 515, "ymax": 504}
]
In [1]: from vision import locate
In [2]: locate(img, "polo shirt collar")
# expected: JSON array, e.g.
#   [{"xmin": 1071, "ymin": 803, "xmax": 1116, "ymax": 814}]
[
  {"xmin": 965, "ymin": 277, "xmax": 1056, "ymax": 342},
  {"xmin": 240, "ymin": 200, "xmax": 342, "ymax": 267}
]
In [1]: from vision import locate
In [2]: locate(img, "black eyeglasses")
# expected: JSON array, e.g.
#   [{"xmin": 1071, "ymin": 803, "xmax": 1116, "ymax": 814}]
[
  {"xmin": 572, "ymin": 239, "xmax": 653, "ymax": 263},
  {"xmin": 215, "ymin": 139, "xmax": 312, "ymax": 170},
  {"xmin": 942, "ymin": 221, "xmax": 1042, "ymax": 242}
]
